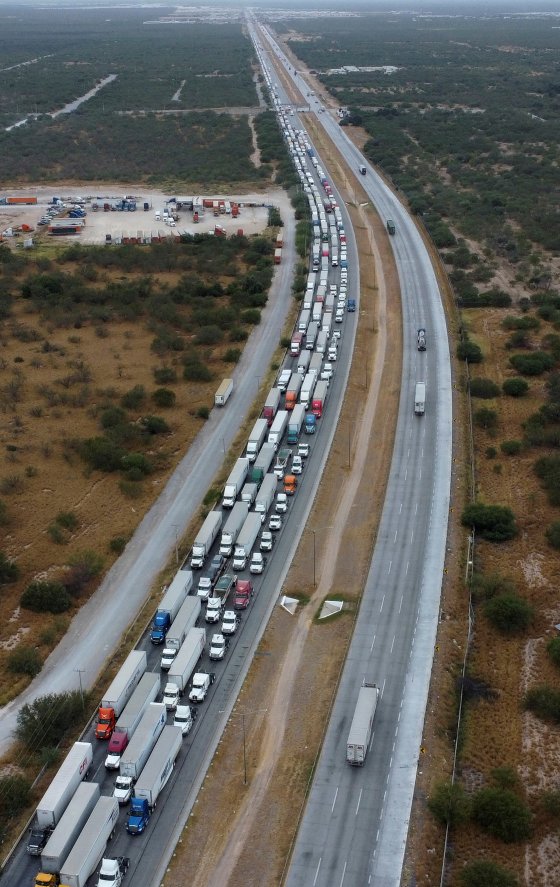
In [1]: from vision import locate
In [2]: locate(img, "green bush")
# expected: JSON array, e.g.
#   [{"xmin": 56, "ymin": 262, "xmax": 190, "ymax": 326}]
[
  {"xmin": 485, "ymin": 594, "xmax": 533, "ymax": 633},
  {"xmin": 486, "ymin": 447, "xmax": 497, "ymax": 459},
  {"xmin": 16, "ymin": 691, "xmax": 88, "ymax": 750},
  {"xmin": 153, "ymin": 366, "xmax": 177, "ymax": 384},
  {"xmin": 524, "ymin": 685, "xmax": 560, "ymax": 724},
  {"xmin": 0, "ymin": 551, "xmax": 19, "ymax": 584},
  {"xmin": 55, "ymin": 511, "xmax": 78, "ymax": 530},
  {"xmin": 224, "ymin": 348, "xmax": 241, "ymax": 363},
  {"xmin": 457, "ymin": 340, "xmax": 482, "ymax": 363},
  {"xmin": 541, "ymin": 790, "xmax": 560, "ymax": 818},
  {"xmin": 183, "ymin": 362, "xmax": 212, "ymax": 382},
  {"xmin": 152, "ymin": 388, "xmax": 176, "ymax": 408},
  {"xmin": 197, "ymin": 406, "xmax": 210, "ymax": 420},
  {"xmin": 241, "ymin": 308, "xmax": 261, "ymax": 325},
  {"xmin": 503, "ymin": 378, "xmax": 529, "ymax": 397},
  {"xmin": 545, "ymin": 522, "xmax": 560, "ymax": 550},
  {"xmin": 141, "ymin": 415, "xmax": 170, "ymax": 435},
  {"xmin": 503, "ymin": 315, "xmax": 540, "ymax": 331},
  {"xmin": 119, "ymin": 479, "xmax": 143, "ymax": 499},
  {"xmin": 470, "ymin": 378, "xmax": 500, "ymax": 399},
  {"xmin": 21, "ymin": 581, "xmax": 71, "ymax": 614},
  {"xmin": 0, "ymin": 775, "xmax": 32, "ymax": 820},
  {"xmin": 229, "ymin": 327, "xmax": 248, "ymax": 342},
  {"xmin": 109, "ymin": 536, "xmax": 128, "ymax": 554},
  {"xmin": 471, "ymin": 787, "xmax": 532, "ymax": 842},
  {"xmin": 459, "ymin": 860, "xmax": 519, "ymax": 887},
  {"xmin": 8, "ymin": 645, "xmax": 42, "ymax": 677},
  {"xmin": 100, "ymin": 406, "xmax": 127, "ymax": 429},
  {"xmin": 196, "ymin": 325, "xmax": 223, "ymax": 346},
  {"xmin": 47, "ymin": 523, "xmax": 66, "ymax": 544},
  {"xmin": 427, "ymin": 780, "xmax": 470, "ymax": 827},
  {"xmin": 121, "ymin": 384, "xmax": 146, "ymax": 410},
  {"xmin": 509, "ymin": 352, "xmax": 555, "ymax": 376},
  {"xmin": 534, "ymin": 455, "xmax": 560, "ymax": 506},
  {"xmin": 461, "ymin": 503, "xmax": 517, "ymax": 542},
  {"xmin": 546, "ymin": 636, "xmax": 560, "ymax": 667},
  {"xmin": 471, "ymin": 572, "xmax": 517, "ymax": 602},
  {"xmin": 473, "ymin": 408, "xmax": 498, "ymax": 430},
  {"xmin": 80, "ymin": 437, "xmax": 125, "ymax": 472},
  {"xmin": 501, "ymin": 440, "xmax": 522, "ymax": 456}
]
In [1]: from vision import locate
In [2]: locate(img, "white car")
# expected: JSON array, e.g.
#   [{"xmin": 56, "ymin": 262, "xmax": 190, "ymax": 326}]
[
  {"xmin": 221, "ymin": 610, "xmax": 239, "ymax": 635},
  {"xmin": 291, "ymin": 455, "xmax": 303, "ymax": 475},
  {"xmin": 321, "ymin": 362, "xmax": 333, "ymax": 381},
  {"xmin": 335, "ymin": 310, "xmax": 344, "ymax": 324}
]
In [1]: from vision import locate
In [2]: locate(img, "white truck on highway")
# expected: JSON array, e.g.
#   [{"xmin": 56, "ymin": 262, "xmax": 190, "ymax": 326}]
[
  {"xmin": 119, "ymin": 702, "xmax": 167, "ymax": 782},
  {"xmin": 189, "ymin": 671, "xmax": 215, "ymax": 703},
  {"xmin": 96, "ymin": 857, "xmax": 129, "ymax": 887},
  {"xmin": 297, "ymin": 349, "xmax": 311, "ymax": 376},
  {"xmin": 222, "ymin": 457, "xmax": 249, "ymax": 509},
  {"xmin": 414, "ymin": 381, "xmax": 426, "ymax": 415},
  {"xmin": 346, "ymin": 682, "xmax": 379, "ymax": 766},
  {"xmin": 38, "ymin": 783, "xmax": 100, "ymax": 877},
  {"xmin": 190, "ymin": 511, "xmax": 222, "ymax": 569},
  {"xmin": 59, "ymin": 796, "xmax": 119, "ymax": 887},
  {"xmin": 245, "ymin": 417, "xmax": 268, "ymax": 462},
  {"xmin": 160, "ymin": 596, "xmax": 201, "ymax": 671},
  {"xmin": 104, "ymin": 672, "xmax": 160, "ymax": 768},
  {"xmin": 233, "ymin": 512, "xmax": 263, "ymax": 571},
  {"xmin": 300, "ymin": 372, "xmax": 316, "ymax": 409},
  {"xmin": 254, "ymin": 473, "xmax": 276, "ymax": 522},
  {"xmin": 219, "ymin": 501, "xmax": 249, "ymax": 557},
  {"xmin": 267, "ymin": 409, "xmax": 289, "ymax": 450},
  {"xmin": 163, "ymin": 627, "xmax": 206, "ymax": 710},
  {"xmin": 133, "ymin": 726, "xmax": 182, "ymax": 808}
]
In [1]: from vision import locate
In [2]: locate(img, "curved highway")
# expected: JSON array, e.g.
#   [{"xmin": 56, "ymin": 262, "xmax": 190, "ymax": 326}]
[{"xmin": 255, "ymin": 22, "xmax": 452, "ymax": 887}]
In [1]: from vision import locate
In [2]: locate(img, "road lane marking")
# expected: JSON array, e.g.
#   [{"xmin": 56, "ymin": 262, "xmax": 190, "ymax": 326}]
[
  {"xmin": 356, "ymin": 787, "xmax": 363, "ymax": 816},
  {"xmin": 370, "ymin": 633, "xmax": 376, "ymax": 652},
  {"xmin": 399, "ymin": 502, "xmax": 403, "ymax": 514},
  {"xmin": 332, "ymin": 786, "xmax": 339, "ymax": 812},
  {"xmin": 393, "ymin": 529, "xmax": 398, "ymax": 542},
  {"xmin": 387, "ymin": 560, "xmax": 392, "ymax": 574},
  {"xmin": 339, "ymin": 860, "xmax": 347, "ymax": 887},
  {"xmin": 405, "ymin": 561, "xmax": 410, "ymax": 575},
  {"xmin": 313, "ymin": 858, "xmax": 322, "ymax": 886},
  {"xmin": 390, "ymin": 635, "xmax": 395, "ymax": 653},
  {"xmin": 399, "ymin": 593, "xmax": 404, "ymax": 613},
  {"xmin": 380, "ymin": 594, "xmax": 385, "ymax": 613},
  {"xmin": 382, "ymin": 678, "xmax": 386, "ymax": 696}
]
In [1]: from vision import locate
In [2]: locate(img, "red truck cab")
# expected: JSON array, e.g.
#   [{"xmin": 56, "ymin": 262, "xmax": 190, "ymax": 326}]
[
  {"xmin": 233, "ymin": 579, "xmax": 253, "ymax": 610},
  {"xmin": 95, "ymin": 706, "xmax": 116, "ymax": 740}
]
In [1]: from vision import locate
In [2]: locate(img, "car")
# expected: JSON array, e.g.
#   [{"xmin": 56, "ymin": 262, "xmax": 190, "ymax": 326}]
[
  {"xmin": 209, "ymin": 633, "xmax": 229, "ymax": 660},
  {"xmin": 260, "ymin": 530, "xmax": 274, "ymax": 551},
  {"xmin": 250, "ymin": 552, "xmax": 266, "ymax": 574},
  {"xmin": 269, "ymin": 514, "xmax": 283, "ymax": 532},
  {"xmin": 275, "ymin": 493, "xmax": 288, "ymax": 513},
  {"xmin": 291, "ymin": 455, "xmax": 303, "ymax": 474},
  {"xmin": 335, "ymin": 310, "xmax": 344, "ymax": 324},
  {"xmin": 337, "ymin": 298, "xmax": 347, "ymax": 310},
  {"xmin": 297, "ymin": 442, "xmax": 310, "ymax": 459},
  {"xmin": 321, "ymin": 362, "xmax": 333, "ymax": 381},
  {"xmin": 221, "ymin": 610, "xmax": 239, "ymax": 635},
  {"xmin": 209, "ymin": 553, "xmax": 225, "ymax": 580}
]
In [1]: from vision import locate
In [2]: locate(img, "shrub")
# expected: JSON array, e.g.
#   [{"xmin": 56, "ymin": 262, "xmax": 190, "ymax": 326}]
[
  {"xmin": 183, "ymin": 362, "xmax": 212, "ymax": 382},
  {"xmin": 21, "ymin": 581, "xmax": 71, "ymax": 613},
  {"xmin": 503, "ymin": 315, "xmax": 540, "ymax": 331},
  {"xmin": 230, "ymin": 327, "xmax": 248, "ymax": 342},
  {"xmin": 509, "ymin": 352, "xmax": 555, "ymax": 376},
  {"xmin": 0, "ymin": 775, "xmax": 32, "ymax": 820},
  {"xmin": 16, "ymin": 691, "xmax": 88, "ymax": 750},
  {"xmin": 471, "ymin": 787, "xmax": 532, "ymax": 842},
  {"xmin": 546, "ymin": 636, "xmax": 560, "ymax": 667},
  {"xmin": 541, "ymin": 790, "xmax": 560, "ymax": 818},
  {"xmin": 152, "ymin": 388, "xmax": 176, "ymax": 408},
  {"xmin": 63, "ymin": 550, "xmax": 104, "ymax": 596},
  {"xmin": 55, "ymin": 511, "xmax": 78, "ymax": 530},
  {"xmin": 109, "ymin": 536, "xmax": 127, "ymax": 554},
  {"xmin": 80, "ymin": 437, "xmax": 125, "ymax": 472},
  {"xmin": 0, "ymin": 551, "xmax": 19, "ymax": 584},
  {"xmin": 0, "ymin": 499, "xmax": 9, "ymax": 526},
  {"xmin": 241, "ymin": 308, "xmax": 261, "ymax": 325},
  {"xmin": 486, "ymin": 447, "xmax": 497, "ymax": 459},
  {"xmin": 473, "ymin": 408, "xmax": 498, "ymax": 430},
  {"xmin": 534, "ymin": 455, "xmax": 560, "ymax": 506},
  {"xmin": 141, "ymin": 415, "xmax": 170, "ymax": 435},
  {"xmin": 457, "ymin": 340, "xmax": 482, "ymax": 363},
  {"xmin": 197, "ymin": 406, "xmax": 210, "ymax": 420},
  {"xmin": 461, "ymin": 503, "xmax": 517, "ymax": 542},
  {"xmin": 121, "ymin": 384, "xmax": 146, "ymax": 410},
  {"xmin": 545, "ymin": 522, "xmax": 560, "ymax": 550},
  {"xmin": 100, "ymin": 406, "xmax": 127, "ymax": 429},
  {"xmin": 459, "ymin": 860, "xmax": 519, "ymax": 887},
  {"xmin": 153, "ymin": 366, "xmax": 177, "ymax": 384},
  {"xmin": 485, "ymin": 594, "xmax": 533, "ymax": 633},
  {"xmin": 471, "ymin": 572, "xmax": 516, "ymax": 602},
  {"xmin": 524, "ymin": 685, "xmax": 560, "ymax": 724},
  {"xmin": 47, "ymin": 523, "xmax": 66, "ymax": 544},
  {"xmin": 427, "ymin": 780, "xmax": 470, "ymax": 827},
  {"xmin": 470, "ymin": 378, "xmax": 500, "ymax": 399},
  {"xmin": 224, "ymin": 348, "xmax": 241, "ymax": 363},
  {"xmin": 196, "ymin": 325, "xmax": 223, "ymax": 346},
  {"xmin": 121, "ymin": 453, "xmax": 153, "ymax": 477},
  {"xmin": 501, "ymin": 440, "xmax": 522, "ymax": 456},
  {"xmin": 503, "ymin": 378, "xmax": 529, "ymax": 397},
  {"xmin": 8, "ymin": 645, "xmax": 42, "ymax": 677},
  {"xmin": 119, "ymin": 479, "xmax": 143, "ymax": 499}
]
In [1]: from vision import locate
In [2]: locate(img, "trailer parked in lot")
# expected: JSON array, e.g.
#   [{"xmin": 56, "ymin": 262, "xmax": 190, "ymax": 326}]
[
  {"xmin": 39, "ymin": 783, "xmax": 100, "ymax": 875},
  {"xmin": 346, "ymin": 682, "xmax": 379, "ymax": 766},
  {"xmin": 58, "ymin": 796, "xmax": 119, "ymax": 887}
]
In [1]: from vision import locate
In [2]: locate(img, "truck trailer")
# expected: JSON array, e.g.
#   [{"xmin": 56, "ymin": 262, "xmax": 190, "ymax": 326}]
[
  {"xmin": 254, "ymin": 473, "xmax": 276, "ymax": 521},
  {"xmin": 214, "ymin": 378, "xmax": 233, "ymax": 406},
  {"xmin": 262, "ymin": 387, "xmax": 281, "ymax": 426},
  {"xmin": 233, "ymin": 512, "xmax": 262, "ymax": 571},
  {"xmin": 127, "ymin": 727, "xmax": 182, "ymax": 835},
  {"xmin": 58, "ymin": 796, "xmax": 119, "ymax": 887},
  {"xmin": 190, "ymin": 511, "xmax": 222, "ymax": 569},
  {"xmin": 29, "ymin": 742, "xmax": 93, "ymax": 855},
  {"xmin": 150, "ymin": 570, "xmax": 192, "ymax": 644},
  {"xmin": 222, "ymin": 457, "xmax": 249, "ymax": 509},
  {"xmin": 160, "ymin": 596, "xmax": 201, "ymax": 671},
  {"xmin": 414, "ymin": 381, "xmax": 426, "ymax": 415},
  {"xmin": 219, "ymin": 501, "xmax": 249, "ymax": 557},
  {"xmin": 245, "ymin": 417, "xmax": 268, "ymax": 462},
  {"xmin": 250, "ymin": 443, "xmax": 275, "ymax": 485},
  {"xmin": 96, "ymin": 650, "xmax": 147, "ymax": 739},
  {"xmin": 39, "ymin": 783, "xmax": 100, "ymax": 875},
  {"xmin": 312, "ymin": 380, "xmax": 329, "ymax": 418},
  {"xmin": 267, "ymin": 409, "xmax": 289, "ymax": 449},
  {"xmin": 119, "ymin": 703, "xmax": 167, "ymax": 781},
  {"xmin": 287, "ymin": 403, "xmax": 306, "ymax": 444},
  {"xmin": 104, "ymin": 672, "xmax": 160, "ymax": 768},
  {"xmin": 346, "ymin": 682, "xmax": 379, "ymax": 766},
  {"xmin": 285, "ymin": 374, "xmax": 302, "ymax": 411},
  {"xmin": 163, "ymin": 627, "xmax": 206, "ymax": 709}
]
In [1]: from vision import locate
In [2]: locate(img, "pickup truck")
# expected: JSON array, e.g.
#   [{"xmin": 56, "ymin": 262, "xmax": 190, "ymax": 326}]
[
  {"xmin": 189, "ymin": 672, "xmax": 215, "ymax": 703},
  {"xmin": 209, "ymin": 633, "xmax": 229, "ymax": 661},
  {"xmin": 96, "ymin": 857, "xmax": 129, "ymax": 887}
]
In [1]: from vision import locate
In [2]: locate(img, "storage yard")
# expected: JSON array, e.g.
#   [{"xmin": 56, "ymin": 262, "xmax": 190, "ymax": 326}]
[{"xmin": 0, "ymin": 187, "xmax": 273, "ymax": 246}]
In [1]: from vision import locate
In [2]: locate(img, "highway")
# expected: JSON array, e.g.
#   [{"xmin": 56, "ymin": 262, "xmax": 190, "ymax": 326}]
[
  {"xmin": 255, "ymin": 22, "xmax": 452, "ymax": 887},
  {"xmin": 2, "ymin": 56, "xmax": 362, "ymax": 886}
]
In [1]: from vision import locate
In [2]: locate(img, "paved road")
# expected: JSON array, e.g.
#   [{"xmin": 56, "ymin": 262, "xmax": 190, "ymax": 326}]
[
  {"xmin": 255, "ymin": 22, "xmax": 452, "ymax": 887},
  {"xmin": 0, "ymin": 195, "xmax": 296, "ymax": 757}
]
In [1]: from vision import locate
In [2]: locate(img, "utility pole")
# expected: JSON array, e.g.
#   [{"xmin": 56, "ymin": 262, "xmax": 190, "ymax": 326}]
[{"xmin": 74, "ymin": 668, "xmax": 85, "ymax": 710}]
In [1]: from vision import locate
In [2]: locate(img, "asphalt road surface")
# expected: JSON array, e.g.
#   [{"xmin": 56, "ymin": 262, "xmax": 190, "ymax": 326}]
[{"xmin": 255, "ymin": 22, "xmax": 453, "ymax": 887}]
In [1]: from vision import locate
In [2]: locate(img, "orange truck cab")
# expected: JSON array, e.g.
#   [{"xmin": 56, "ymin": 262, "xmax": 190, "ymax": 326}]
[
  {"xmin": 284, "ymin": 474, "xmax": 297, "ymax": 495},
  {"xmin": 95, "ymin": 706, "xmax": 116, "ymax": 740},
  {"xmin": 35, "ymin": 874, "xmax": 59, "ymax": 886}
]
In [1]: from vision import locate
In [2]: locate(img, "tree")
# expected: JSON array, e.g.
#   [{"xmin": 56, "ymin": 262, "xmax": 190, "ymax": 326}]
[
  {"xmin": 460, "ymin": 860, "xmax": 519, "ymax": 887},
  {"xmin": 152, "ymin": 388, "xmax": 176, "ymax": 408},
  {"xmin": 15, "ymin": 691, "xmax": 88, "ymax": 750},
  {"xmin": 0, "ymin": 550, "xmax": 19, "ymax": 584},
  {"xmin": 427, "ymin": 780, "xmax": 470, "ymax": 826},
  {"xmin": 501, "ymin": 440, "xmax": 522, "ymax": 456},
  {"xmin": 461, "ymin": 504, "xmax": 517, "ymax": 542},
  {"xmin": 8, "ymin": 645, "xmax": 42, "ymax": 677},
  {"xmin": 457, "ymin": 340, "xmax": 482, "ymax": 363},
  {"xmin": 509, "ymin": 352, "xmax": 555, "ymax": 376},
  {"xmin": 21, "ymin": 581, "xmax": 71, "ymax": 614},
  {"xmin": 470, "ymin": 378, "xmax": 500, "ymax": 399},
  {"xmin": 64, "ymin": 550, "xmax": 104, "ymax": 596},
  {"xmin": 0, "ymin": 775, "xmax": 32, "ymax": 820},
  {"xmin": 471, "ymin": 787, "xmax": 532, "ymax": 842},
  {"xmin": 503, "ymin": 378, "xmax": 529, "ymax": 397},
  {"xmin": 545, "ymin": 522, "xmax": 560, "ymax": 550},
  {"xmin": 485, "ymin": 594, "xmax": 533, "ymax": 633},
  {"xmin": 474, "ymin": 408, "xmax": 498, "ymax": 430},
  {"xmin": 524, "ymin": 685, "xmax": 560, "ymax": 724}
]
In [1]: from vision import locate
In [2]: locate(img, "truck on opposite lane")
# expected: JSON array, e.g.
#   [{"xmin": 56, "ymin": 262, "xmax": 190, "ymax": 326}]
[
  {"xmin": 346, "ymin": 681, "xmax": 379, "ymax": 766},
  {"xmin": 414, "ymin": 381, "xmax": 426, "ymax": 415}
]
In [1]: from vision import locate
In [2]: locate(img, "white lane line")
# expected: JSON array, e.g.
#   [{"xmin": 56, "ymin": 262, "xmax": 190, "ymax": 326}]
[
  {"xmin": 313, "ymin": 858, "xmax": 322, "ymax": 887},
  {"xmin": 399, "ymin": 593, "xmax": 404, "ymax": 613},
  {"xmin": 399, "ymin": 502, "xmax": 403, "ymax": 514},
  {"xmin": 370, "ymin": 633, "xmax": 376, "ymax": 652},
  {"xmin": 339, "ymin": 860, "xmax": 347, "ymax": 887},
  {"xmin": 381, "ymin": 678, "xmax": 386, "ymax": 697},
  {"xmin": 356, "ymin": 787, "xmax": 363, "ymax": 816},
  {"xmin": 410, "ymin": 528, "xmax": 414, "ymax": 543},
  {"xmin": 380, "ymin": 594, "xmax": 385, "ymax": 613},
  {"xmin": 405, "ymin": 561, "xmax": 410, "ymax": 575},
  {"xmin": 390, "ymin": 635, "xmax": 396, "ymax": 653},
  {"xmin": 331, "ymin": 785, "xmax": 339, "ymax": 812},
  {"xmin": 393, "ymin": 529, "xmax": 398, "ymax": 543},
  {"xmin": 404, "ymin": 466, "xmax": 408, "ymax": 481},
  {"xmin": 388, "ymin": 560, "xmax": 392, "ymax": 574}
]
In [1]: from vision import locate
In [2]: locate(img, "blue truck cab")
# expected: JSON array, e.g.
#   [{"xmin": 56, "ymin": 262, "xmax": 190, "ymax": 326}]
[
  {"xmin": 305, "ymin": 413, "xmax": 316, "ymax": 434},
  {"xmin": 150, "ymin": 610, "xmax": 171, "ymax": 644},
  {"xmin": 127, "ymin": 797, "xmax": 150, "ymax": 835},
  {"xmin": 347, "ymin": 298, "xmax": 356, "ymax": 313}
]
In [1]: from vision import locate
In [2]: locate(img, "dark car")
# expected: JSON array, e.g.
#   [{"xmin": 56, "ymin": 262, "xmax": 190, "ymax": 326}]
[{"xmin": 208, "ymin": 554, "xmax": 225, "ymax": 585}]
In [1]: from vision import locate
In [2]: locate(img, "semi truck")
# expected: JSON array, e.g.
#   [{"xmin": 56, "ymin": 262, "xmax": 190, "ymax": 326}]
[
  {"xmin": 96, "ymin": 858, "xmax": 129, "ymax": 887},
  {"xmin": 127, "ymin": 727, "xmax": 183, "ymax": 834},
  {"xmin": 160, "ymin": 596, "xmax": 201, "ymax": 671},
  {"xmin": 96, "ymin": 650, "xmax": 147, "ymax": 740},
  {"xmin": 254, "ymin": 473, "xmax": 276, "ymax": 521},
  {"xmin": 276, "ymin": 368, "xmax": 292, "ymax": 392},
  {"xmin": 190, "ymin": 511, "xmax": 222, "ymax": 569},
  {"xmin": 316, "ymin": 330, "xmax": 328, "ymax": 355},
  {"xmin": 285, "ymin": 374, "xmax": 302, "ymax": 411},
  {"xmin": 214, "ymin": 378, "xmax": 233, "ymax": 406},
  {"xmin": 150, "ymin": 570, "xmax": 192, "ymax": 644},
  {"xmin": 297, "ymin": 349, "xmax": 311, "ymax": 376},
  {"xmin": 119, "ymin": 702, "xmax": 167, "ymax": 781},
  {"xmin": 233, "ymin": 512, "xmax": 262, "ymax": 571},
  {"xmin": 274, "ymin": 448, "xmax": 291, "ymax": 480},
  {"xmin": 287, "ymin": 403, "xmax": 306, "ymax": 444},
  {"xmin": 28, "ymin": 742, "xmax": 93, "ymax": 856},
  {"xmin": 58, "ymin": 796, "xmax": 119, "ymax": 887},
  {"xmin": 414, "ymin": 381, "xmax": 426, "ymax": 415},
  {"xmin": 262, "ymin": 387, "xmax": 281, "ymax": 426},
  {"xmin": 219, "ymin": 501, "xmax": 249, "ymax": 557},
  {"xmin": 299, "ymin": 373, "xmax": 316, "ymax": 412},
  {"xmin": 305, "ymin": 321, "xmax": 318, "ymax": 350},
  {"xmin": 305, "ymin": 412, "xmax": 317, "ymax": 434},
  {"xmin": 104, "ymin": 672, "xmax": 160, "ymax": 768},
  {"xmin": 37, "ymin": 783, "xmax": 100, "ymax": 879},
  {"xmin": 163, "ymin": 627, "xmax": 206, "ymax": 710},
  {"xmin": 298, "ymin": 309, "xmax": 310, "ymax": 333},
  {"xmin": 312, "ymin": 380, "xmax": 329, "ymax": 418},
  {"xmin": 241, "ymin": 482, "xmax": 257, "ymax": 506},
  {"xmin": 222, "ymin": 457, "xmax": 249, "ymax": 509},
  {"xmin": 346, "ymin": 682, "xmax": 379, "ymax": 766},
  {"xmin": 417, "ymin": 327, "xmax": 426, "ymax": 351},
  {"xmin": 245, "ymin": 417, "xmax": 268, "ymax": 462},
  {"xmin": 250, "ymin": 443, "xmax": 275, "ymax": 485},
  {"xmin": 267, "ymin": 410, "xmax": 289, "ymax": 449}
]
